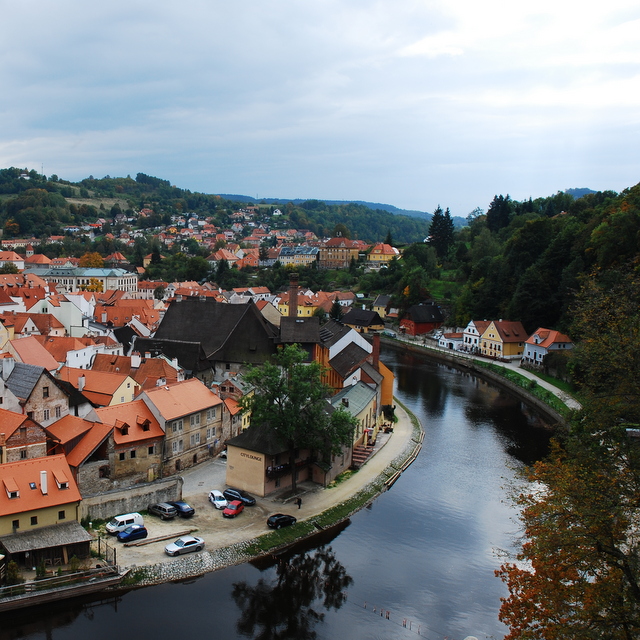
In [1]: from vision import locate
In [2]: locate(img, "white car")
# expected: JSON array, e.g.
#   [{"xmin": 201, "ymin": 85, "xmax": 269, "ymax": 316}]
[
  {"xmin": 164, "ymin": 535, "xmax": 205, "ymax": 557},
  {"xmin": 208, "ymin": 489, "xmax": 228, "ymax": 510}
]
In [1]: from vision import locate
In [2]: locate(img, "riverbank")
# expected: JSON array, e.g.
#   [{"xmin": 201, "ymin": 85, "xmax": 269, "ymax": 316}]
[
  {"xmin": 382, "ymin": 335, "xmax": 580, "ymax": 424},
  {"xmin": 116, "ymin": 401, "xmax": 423, "ymax": 589}
]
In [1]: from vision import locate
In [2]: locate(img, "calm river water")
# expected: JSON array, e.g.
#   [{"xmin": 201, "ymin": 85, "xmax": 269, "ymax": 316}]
[{"xmin": 0, "ymin": 346, "xmax": 552, "ymax": 640}]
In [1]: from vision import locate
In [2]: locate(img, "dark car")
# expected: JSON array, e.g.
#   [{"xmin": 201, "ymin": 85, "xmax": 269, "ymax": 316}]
[
  {"xmin": 222, "ymin": 500, "xmax": 244, "ymax": 518},
  {"xmin": 117, "ymin": 524, "xmax": 148, "ymax": 542},
  {"xmin": 148, "ymin": 502, "xmax": 178, "ymax": 520},
  {"xmin": 267, "ymin": 513, "xmax": 297, "ymax": 529},
  {"xmin": 167, "ymin": 501, "xmax": 195, "ymax": 518},
  {"xmin": 223, "ymin": 487, "xmax": 256, "ymax": 506}
]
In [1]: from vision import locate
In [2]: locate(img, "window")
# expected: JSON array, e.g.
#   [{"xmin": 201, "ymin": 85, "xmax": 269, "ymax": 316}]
[
  {"xmin": 58, "ymin": 510, "xmax": 65, "ymax": 520},
  {"xmin": 12, "ymin": 519, "xmax": 19, "ymax": 529},
  {"xmin": 148, "ymin": 445, "xmax": 155, "ymax": 455},
  {"xmin": 119, "ymin": 452, "xmax": 125, "ymax": 461},
  {"xmin": 130, "ymin": 450, "xmax": 136, "ymax": 458},
  {"xmin": 43, "ymin": 409, "xmax": 50, "ymax": 421},
  {"xmin": 20, "ymin": 450, "xmax": 27, "ymax": 459},
  {"xmin": 190, "ymin": 414, "xmax": 200, "ymax": 426},
  {"xmin": 55, "ymin": 405, "xmax": 61, "ymax": 418},
  {"xmin": 172, "ymin": 441, "xmax": 178, "ymax": 453},
  {"xmin": 9, "ymin": 490, "xmax": 18, "ymax": 499},
  {"xmin": 190, "ymin": 433, "xmax": 201, "ymax": 447},
  {"xmin": 172, "ymin": 419, "xmax": 183, "ymax": 433},
  {"xmin": 207, "ymin": 408, "xmax": 217, "ymax": 420},
  {"xmin": 120, "ymin": 396, "xmax": 125, "ymax": 403},
  {"xmin": 43, "ymin": 386, "xmax": 49, "ymax": 398},
  {"xmin": 31, "ymin": 516, "xmax": 38, "ymax": 526}
]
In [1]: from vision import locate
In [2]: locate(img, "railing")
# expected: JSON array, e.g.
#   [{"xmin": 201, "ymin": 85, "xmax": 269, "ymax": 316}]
[{"xmin": 0, "ymin": 565, "xmax": 120, "ymax": 600}]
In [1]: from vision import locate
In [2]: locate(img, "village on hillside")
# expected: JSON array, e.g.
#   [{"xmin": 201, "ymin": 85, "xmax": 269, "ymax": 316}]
[{"xmin": 0, "ymin": 202, "xmax": 573, "ymax": 583}]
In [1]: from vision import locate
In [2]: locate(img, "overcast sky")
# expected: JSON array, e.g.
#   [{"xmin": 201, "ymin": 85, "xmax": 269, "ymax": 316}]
[{"xmin": 1, "ymin": 1, "xmax": 638, "ymax": 215}]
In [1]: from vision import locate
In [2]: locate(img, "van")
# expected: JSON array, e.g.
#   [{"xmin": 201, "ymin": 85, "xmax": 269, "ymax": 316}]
[
  {"xmin": 106, "ymin": 512, "xmax": 144, "ymax": 534},
  {"xmin": 382, "ymin": 329, "xmax": 397, "ymax": 338}
]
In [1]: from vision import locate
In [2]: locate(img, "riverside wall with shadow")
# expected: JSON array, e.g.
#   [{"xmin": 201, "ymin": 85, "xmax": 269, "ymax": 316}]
[{"xmin": 382, "ymin": 337, "xmax": 567, "ymax": 427}]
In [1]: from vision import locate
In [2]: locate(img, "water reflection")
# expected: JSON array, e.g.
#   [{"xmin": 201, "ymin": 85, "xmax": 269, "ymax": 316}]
[{"xmin": 232, "ymin": 545, "xmax": 352, "ymax": 640}]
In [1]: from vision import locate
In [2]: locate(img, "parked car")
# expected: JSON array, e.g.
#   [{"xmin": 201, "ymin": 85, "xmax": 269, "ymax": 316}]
[
  {"xmin": 148, "ymin": 502, "xmax": 178, "ymax": 520},
  {"xmin": 164, "ymin": 535, "xmax": 205, "ymax": 556},
  {"xmin": 219, "ymin": 449, "xmax": 227, "ymax": 459},
  {"xmin": 167, "ymin": 500, "xmax": 195, "ymax": 518},
  {"xmin": 266, "ymin": 514, "xmax": 297, "ymax": 529},
  {"xmin": 223, "ymin": 487, "xmax": 256, "ymax": 506},
  {"xmin": 382, "ymin": 329, "xmax": 397, "ymax": 338},
  {"xmin": 106, "ymin": 512, "xmax": 144, "ymax": 534},
  {"xmin": 222, "ymin": 500, "xmax": 244, "ymax": 518},
  {"xmin": 209, "ymin": 490, "xmax": 228, "ymax": 510},
  {"xmin": 116, "ymin": 524, "xmax": 148, "ymax": 543}
]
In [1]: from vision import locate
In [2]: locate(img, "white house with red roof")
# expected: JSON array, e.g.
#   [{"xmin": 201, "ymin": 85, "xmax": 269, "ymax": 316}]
[{"xmin": 522, "ymin": 327, "xmax": 574, "ymax": 366}]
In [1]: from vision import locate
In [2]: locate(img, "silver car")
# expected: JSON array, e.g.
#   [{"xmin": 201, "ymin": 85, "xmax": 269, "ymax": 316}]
[{"xmin": 164, "ymin": 535, "xmax": 205, "ymax": 557}]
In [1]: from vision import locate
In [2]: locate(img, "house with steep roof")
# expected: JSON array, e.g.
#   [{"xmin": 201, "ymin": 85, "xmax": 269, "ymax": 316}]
[
  {"xmin": 94, "ymin": 400, "xmax": 164, "ymax": 482},
  {"xmin": 461, "ymin": 320, "xmax": 491, "ymax": 353},
  {"xmin": 57, "ymin": 367, "xmax": 139, "ymax": 407},
  {"xmin": 135, "ymin": 298, "xmax": 279, "ymax": 383},
  {"xmin": 399, "ymin": 303, "xmax": 444, "ymax": 336},
  {"xmin": 0, "ymin": 409, "xmax": 48, "ymax": 462},
  {"xmin": 91, "ymin": 352, "xmax": 184, "ymax": 390},
  {"xmin": 3, "ymin": 362, "xmax": 71, "ymax": 427},
  {"xmin": 45, "ymin": 415, "xmax": 114, "ymax": 492},
  {"xmin": 138, "ymin": 378, "xmax": 224, "ymax": 475},
  {"xmin": 7, "ymin": 336, "xmax": 65, "ymax": 371},
  {"xmin": 341, "ymin": 308, "xmax": 385, "ymax": 334},
  {"xmin": 0, "ymin": 454, "xmax": 90, "ymax": 568},
  {"xmin": 479, "ymin": 320, "xmax": 527, "ymax": 360},
  {"xmin": 522, "ymin": 328, "xmax": 573, "ymax": 366},
  {"xmin": 0, "ymin": 251, "xmax": 25, "ymax": 271},
  {"xmin": 367, "ymin": 243, "xmax": 400, "ymax": 266},
  {"xmin": 372, "ymin": 294, "xmax": 392, "ymax": 319}
]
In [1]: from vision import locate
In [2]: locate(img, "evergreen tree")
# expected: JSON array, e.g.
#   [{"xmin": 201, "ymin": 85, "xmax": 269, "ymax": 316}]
[{"xmin": 428, "ymin": 205, "xmax": 454, "ymax": 258}]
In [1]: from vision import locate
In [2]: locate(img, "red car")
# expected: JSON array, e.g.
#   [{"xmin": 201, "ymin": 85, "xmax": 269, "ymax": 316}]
[{"xmin": 223, "ymin": 500, "xmax": 244, "ymax": 518}]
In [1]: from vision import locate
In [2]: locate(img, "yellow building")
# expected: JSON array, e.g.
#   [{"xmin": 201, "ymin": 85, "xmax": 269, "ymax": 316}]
[{"xmin": 480, "ymin": 320, "xmax": 527, "ymax": 361}]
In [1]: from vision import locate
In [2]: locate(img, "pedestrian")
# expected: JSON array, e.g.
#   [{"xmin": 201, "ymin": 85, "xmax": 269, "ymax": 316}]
[{"xmin": 296, "ymin": 497, "xmax": 302, "ymax": 509}]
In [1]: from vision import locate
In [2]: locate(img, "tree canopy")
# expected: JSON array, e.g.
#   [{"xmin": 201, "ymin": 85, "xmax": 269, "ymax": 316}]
[{"xmin": 239, "ymin": 344, "xmax": 357, "ymax": 493}]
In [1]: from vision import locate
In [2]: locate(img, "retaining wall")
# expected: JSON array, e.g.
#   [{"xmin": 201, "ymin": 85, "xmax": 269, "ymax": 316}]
[{"xmin": 80, "ymin": 476, "xmax": 183, "ymax": 521}]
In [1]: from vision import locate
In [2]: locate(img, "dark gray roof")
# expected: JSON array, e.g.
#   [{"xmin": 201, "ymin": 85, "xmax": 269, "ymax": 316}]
[
  {"xmin": 360, "ymin": 360, "xmax": 383, "ymax": 386},
  {"xmin": 278, "ymin": 317, "xmax": 321, "ymax": 344},
  {"xmin": 341, "ymin": 308, "xmax": 384, "ymax": 327},
  {"xmin": 329, "ymin": 343, "xmax": 369, "ymax": 378},
  {"xmin": 5, "ymin": 363, "xmax": 46, "ymax": 401},
  {"xmin": 373, "ymin": 294, "xmax": 391, "ymax": 307},
  {"xmin": 226, "ymin": 423, "xmax": 288, "ymax": 456},
  {"xmin": 153, "ymin": 299, "xmax": 278, "ymax": 366},
  {"xmin": 331, "ymin": 381, "xmax": 377, "ymax": 416},
  {"xmin": 132, "ymin": 338, "xmax": 209, "ymax": 374},
  {"xmin": 0, "ymin": 521, "xmax": 92, "ymax": 553},
  {"xmin": 403, "ymin": 303, "xmax": 444, "ymax": 324},
  {"xmin": 319, "ymin": 319, "xmax": 352, "ymax": 347}
]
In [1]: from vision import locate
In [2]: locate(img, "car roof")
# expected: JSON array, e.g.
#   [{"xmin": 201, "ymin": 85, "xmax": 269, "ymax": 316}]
[{"xmin": 176, "ymin": 535, "xmax": 198, "ymax": 543}]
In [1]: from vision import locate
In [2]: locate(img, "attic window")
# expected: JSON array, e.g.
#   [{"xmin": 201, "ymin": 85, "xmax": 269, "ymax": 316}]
[
  {"xmin": 29, "ymin": 482, "xmax": 37, "ymax": 490},
  {"xmin": 3, "ymin": 477, "xmax": 19, "ymax": 499}
]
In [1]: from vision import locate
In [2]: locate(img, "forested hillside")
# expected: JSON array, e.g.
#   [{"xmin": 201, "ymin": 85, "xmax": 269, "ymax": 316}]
[{"xmin": 0, "ymin": 169, "xmax": 431, "ymax": 245}]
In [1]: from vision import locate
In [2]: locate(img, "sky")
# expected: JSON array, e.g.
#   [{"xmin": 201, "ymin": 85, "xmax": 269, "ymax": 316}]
[{"xmin": 1, "ymin": 1, "xmax": 639, "ymax": 216}]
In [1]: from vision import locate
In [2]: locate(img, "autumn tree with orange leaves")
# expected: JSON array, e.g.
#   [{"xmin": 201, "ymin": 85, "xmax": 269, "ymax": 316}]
[{"xmin": 497, "ymin": 267, "xmax": 640, "ymax": 639}]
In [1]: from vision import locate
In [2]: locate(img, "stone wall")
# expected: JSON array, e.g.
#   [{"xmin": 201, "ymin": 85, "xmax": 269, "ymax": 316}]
[{"xmin": 80, "ymin": 476, "xmax": 183, "ymax": 521}]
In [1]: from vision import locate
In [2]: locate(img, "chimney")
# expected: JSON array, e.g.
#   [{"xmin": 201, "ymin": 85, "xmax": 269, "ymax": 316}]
[
  {"xmin": 0, "ymin": 432, "xmax": 5, "ymax": 465},
  {"xmin": 372, "ymin": 333, "xmax": 380, "ymax": 369},
  {"xmin": 288, "ymin": 273, "xmax": 299, "ymax": 318},
  {"xmin": 131, "ymin": 352, "xmax": 141, "ymax": 368},
  {"xmin": 40, "ymin": 469, "xmax": 48, "ymax": 495},
  {"xmin": 78, "ymin": 375, "xmax": 85, "ymax": 392}
]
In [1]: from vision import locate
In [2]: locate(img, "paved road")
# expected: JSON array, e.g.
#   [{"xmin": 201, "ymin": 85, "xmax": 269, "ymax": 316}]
[{"xmin": 113, "ymin": 405, "xmax": 415, "ymax": 569}]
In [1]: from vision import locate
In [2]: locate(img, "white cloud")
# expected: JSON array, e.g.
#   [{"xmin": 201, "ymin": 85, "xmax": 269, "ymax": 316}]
[{"xmin": 0, "ymin": 0, "xmax": 639, "ymax": 216}]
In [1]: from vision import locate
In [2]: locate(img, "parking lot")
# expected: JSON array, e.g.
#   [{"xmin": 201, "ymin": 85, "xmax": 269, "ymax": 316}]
[{"xmin": 110, "ymin": 456, "xmax": 294, "ymax": 567}]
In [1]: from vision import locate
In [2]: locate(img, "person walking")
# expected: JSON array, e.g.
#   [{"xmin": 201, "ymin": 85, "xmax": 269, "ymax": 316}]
[{"xmin": 296, "ymin": 497, "xmax": 302, "ymax": 509}]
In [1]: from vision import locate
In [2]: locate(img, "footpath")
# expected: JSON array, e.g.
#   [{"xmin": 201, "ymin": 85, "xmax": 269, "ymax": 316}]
[{"xmin": 116, "ymin": 402, "xmax": 421, "ymax": 586}]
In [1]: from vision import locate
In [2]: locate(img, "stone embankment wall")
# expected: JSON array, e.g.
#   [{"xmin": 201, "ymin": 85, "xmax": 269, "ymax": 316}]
[
  {"xmin": 80, "ymin": 476, "xmax": 183, "ymax": 521},
  {"xmin": 383, "ymin": 339, "xmax": 565, "ymax": 426}
]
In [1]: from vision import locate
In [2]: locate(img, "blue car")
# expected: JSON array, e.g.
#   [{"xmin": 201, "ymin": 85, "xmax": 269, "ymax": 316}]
[
  {"xmin": 117, "ymin": 524, "xmax": 148, "ymax": 542},
  {"xmin": 167, "ymin": 500, "xmax": 196, "ymax": 518}
]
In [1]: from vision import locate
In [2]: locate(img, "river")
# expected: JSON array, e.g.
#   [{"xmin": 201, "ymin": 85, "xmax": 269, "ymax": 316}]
[{"xmin": 0, "ymin": 346, "xmax": 552, "ymax": 640}]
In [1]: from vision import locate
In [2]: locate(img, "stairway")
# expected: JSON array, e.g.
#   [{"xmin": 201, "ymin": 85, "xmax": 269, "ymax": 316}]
[{"xmin": 351, "ymin": 445, "xmax": 374, "ymax": 469}]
